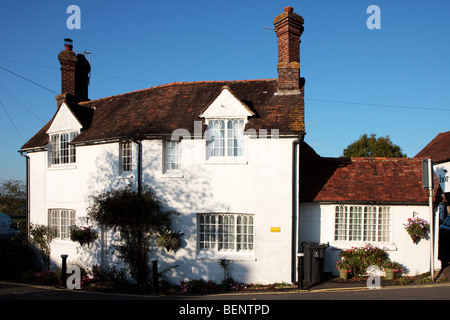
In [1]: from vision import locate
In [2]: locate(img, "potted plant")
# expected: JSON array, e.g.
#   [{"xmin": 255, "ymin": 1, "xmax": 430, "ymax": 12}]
[
  {"xmin": 382, "ymin": 260, "xmax": 403, "ymax": 280},
  {"xmin": 404, "ymin": 217, "xmax": 430, "ymax": 243},
  {"xmin": 336, "ymin": 259, "xmax": 352, "ymax": 280},
  {"xmin": 69, "ymin": 225, "xmax": 97, "ymax": 246}
]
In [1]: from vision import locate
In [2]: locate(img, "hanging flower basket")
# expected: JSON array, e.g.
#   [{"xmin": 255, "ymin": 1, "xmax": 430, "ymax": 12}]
[
  {"xmin": 69, "ymin": 225, "xmax": 97, "ymax": 246},
  {"xmin": 403, "ymin": 217, "xmax": 430, "ymax": 244},
  {"xmin": 156, "ymin": 228, "xmax": 182, "ymax": 252}
]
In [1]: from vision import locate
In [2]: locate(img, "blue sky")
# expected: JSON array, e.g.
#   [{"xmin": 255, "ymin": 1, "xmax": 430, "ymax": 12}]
[{"xmin": 1, "ymin": 0, "xmax": 450, "ymax": 181}]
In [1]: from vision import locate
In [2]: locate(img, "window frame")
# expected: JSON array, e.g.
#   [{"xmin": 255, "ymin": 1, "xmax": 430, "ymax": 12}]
[
  {"xmin": 120, "ymin": 140, "xmax": 133, "ymax": 173},
  {"xmin": 198, "ymin": 213, "xmax": 254, "ymax": 254},
  {"xmin": 205, "ymin": 119, "xmax": 246, "ymax": 162},
  {"xmin": 48, "ymin": 208, "xmax": 76, "ymax": 241},
  {"xmin": 49, "ymin": 131, "xmax": 78, "ymax": 166},
  {"xmin": 334, "ymin": 205, "xmax": 392, "ymax": 243},
  {"xmin": 164, "ymin": 139, "xmax": 181, "ymax": 172}
]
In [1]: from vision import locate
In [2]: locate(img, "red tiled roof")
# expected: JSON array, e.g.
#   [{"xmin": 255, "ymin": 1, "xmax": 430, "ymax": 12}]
[
  {"xmin": 300, "ymin": 141, "xmax": 436, "ymax": 204},
  {"xmin": 415, "ymin": 131, "xmax": 450, "ymax": 163},
  {"xmin": 21, "ymin": 79, "xmax": 305, "ymax": 150}
]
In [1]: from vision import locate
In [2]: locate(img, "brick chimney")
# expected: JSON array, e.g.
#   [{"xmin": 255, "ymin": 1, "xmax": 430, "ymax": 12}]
[
  {"xmin": 273, "ymin": 7, "xmax": 304, "ymax": 94},
  {"xmin": 57, "ymin": 38, "xmax": 90, "ymax": 102}
]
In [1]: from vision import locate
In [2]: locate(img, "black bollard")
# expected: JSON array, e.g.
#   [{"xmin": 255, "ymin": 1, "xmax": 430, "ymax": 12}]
[
  {"xmin": 152, "ymin": 259, "xmax": 159, "ymax": 294},
  {"xmin": 297, "ymin": 253, "xmax": 304, "ymax": 290},
  {"xmin": 61, "ymin": 254, "xmax": 68, "ymax": 288}
]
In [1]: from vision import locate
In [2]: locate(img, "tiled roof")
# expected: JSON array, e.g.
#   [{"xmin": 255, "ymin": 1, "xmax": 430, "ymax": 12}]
[
  {"xmin": 21, "ymin": 79, "xmax": 305, "ymax": 150},
  {"xmin": 300, "ymin": 141, "xmax": 437, "ymax": 204},
  {"xmin": 415, "ymin": 131, "xmax": 450, "ymax": 163}
]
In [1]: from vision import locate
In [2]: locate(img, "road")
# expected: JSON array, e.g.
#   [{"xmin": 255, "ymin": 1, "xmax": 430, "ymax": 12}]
[
  {"xmin": 1, "ymin": 281, "xmax": 448, "ymax": 317},
  {"xmin": 1, "ymin": 281, "xmax": 450, "ymax": 300}
]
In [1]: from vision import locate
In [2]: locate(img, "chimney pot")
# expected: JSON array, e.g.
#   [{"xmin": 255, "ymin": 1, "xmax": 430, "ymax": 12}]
[
  {"xmin": 64, "ymin": 38, "xmax": 73, "ymax": 51},
  {"xmin": 58, "ymin": 38, "xmax": 90, "ymax": 102},
  {"xmin": 274, "ymin": 7, "xmax": 304, "ymax": 93}
]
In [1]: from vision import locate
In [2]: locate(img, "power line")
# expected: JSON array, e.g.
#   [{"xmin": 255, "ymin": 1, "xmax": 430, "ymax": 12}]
[
  {"xmin": 0, "ymin": 58, "xmax": 57, "ymax": 71},
  {"xmin": 305, "ymin": 98, "xmax": 450, "ymax": 112},
  {"xmin": 0, "ymin": 98, "xmax": 25, "ymax": 143},
  {"xmin": 0, "ymin": 66, "xmax": 58, "ymax": 94},
  {"xmin": 1, "ymin": 58, "xmax": 450, "ymax": 113},
  {"xmin": 0, "ymin": 83, "xmax": 46, "ymax": 123}
]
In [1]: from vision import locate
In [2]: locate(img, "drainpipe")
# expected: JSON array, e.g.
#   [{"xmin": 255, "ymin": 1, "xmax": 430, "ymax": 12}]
[
  {"xmin": 291, "ymin": 135, "xmax": 303, "ymax": 283},
  {"xmin": 19, "ymin": 151, "xmax": 30, "ymax": 240},
  {"xmin": 132, "ymin": 139, "xmax": 143, "ymax": 195},
  {"xmin": 138, "ymin": 140, "xmax": 142, "ymax": 195}
]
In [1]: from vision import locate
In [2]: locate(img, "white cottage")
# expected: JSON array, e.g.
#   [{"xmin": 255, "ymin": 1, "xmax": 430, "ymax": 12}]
[
  {"xmin": 20, "ymin": 7, "xmax": 306, "ymax": 285},
  {"xmin": 19, "ymin": 7, "xmax": 441, "ymax": 285}
]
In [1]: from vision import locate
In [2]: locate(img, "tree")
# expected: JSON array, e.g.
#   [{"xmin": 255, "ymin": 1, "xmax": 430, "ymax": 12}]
[
  {"xmin": 0, "ymin": 179, "xmax": 26, "ymax": 213},
  {"xmin": 87, "ymin": 185, "xmax": 178, "ymax": 286},
  {"xmin": 342, "ymin": 134, "xmax": 406, "ymax": 158}
]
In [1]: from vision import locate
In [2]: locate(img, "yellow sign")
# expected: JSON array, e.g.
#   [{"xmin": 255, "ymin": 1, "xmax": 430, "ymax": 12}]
[{"xmin": 270, "ymin": 227, "xmax": 281, "ymax": 233}]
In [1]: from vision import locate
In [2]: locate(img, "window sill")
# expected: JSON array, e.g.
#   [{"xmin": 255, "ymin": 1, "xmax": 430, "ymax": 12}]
[
  {"xmin": 118, "ymin": 172, "xmax": 134, "ymax": 179},
  {"xmin": 330, "ymin": 242, "xmax": 397, "ymax": 251},
  {"xmin": 196, "ymin": 250, "xmax": 255, "ymax": 261},
  {"xmin": 47, "ymin": 164, "xmax": 77, "ymax": 171},
  {"xmin": 204, "ymin": 158, "xmax": 248, "ymax": 165},
  {"xmin": 161, "ymin": 170, "xmax": 184, "ymax": 178},
  {"xmin": 51, "ymin": 239, "xmax": 78, "ymax": 247}
]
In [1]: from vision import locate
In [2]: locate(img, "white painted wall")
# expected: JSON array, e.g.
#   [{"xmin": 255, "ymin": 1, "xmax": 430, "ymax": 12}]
[
  {"xmin": 300, "ymin": 202, "xmax": 440, "ymax": 276},
  {"xmin": 28, "ymin": 135, "xmax": 297, "ymax": 284}
]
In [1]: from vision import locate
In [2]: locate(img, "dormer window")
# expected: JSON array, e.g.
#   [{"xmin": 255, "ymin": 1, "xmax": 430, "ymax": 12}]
[
  {"xmin": 207, "ymin": 119, "xmax": 245, "ymax": 158},
  {"xmin": 46, "ymin": 102, "xmax": 83, "ymax": 168},
  {"xmin": 50, "ymin": 131, "xmax": 78, "ymax": 165},
  {"xmin": 200, "ymin": 86, "xmax": 253, "ymax": 164}
]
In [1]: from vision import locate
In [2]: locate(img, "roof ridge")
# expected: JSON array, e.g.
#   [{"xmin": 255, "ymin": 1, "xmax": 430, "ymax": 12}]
[{"xmin": 79, "ymin": 78, "xmax": 277, "ymax": 106}]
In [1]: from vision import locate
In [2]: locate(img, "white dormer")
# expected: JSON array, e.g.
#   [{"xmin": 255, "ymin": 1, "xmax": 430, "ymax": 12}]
[
  {"xmin": 46, "ymin": 102, "xmax": 82, "ymax": 166},
  {"xmin": 200, "ymin": 86, "xmax": 254, "ymax": 120},
  {"xmin": 200, "ymin": 86, "xmax": 253, "ymax": 163},
  {"xmin": 46, "ymin": 102, "xmax": 82, "ymax": 135}
]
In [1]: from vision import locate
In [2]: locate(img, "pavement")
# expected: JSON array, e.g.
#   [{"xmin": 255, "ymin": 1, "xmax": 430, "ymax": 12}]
[{"xmin": 299, "ymin": 263, "xmax": 450, "ymax": 292}]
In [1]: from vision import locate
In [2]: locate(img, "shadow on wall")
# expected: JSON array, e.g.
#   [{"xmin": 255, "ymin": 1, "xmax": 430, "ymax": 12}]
[{"xmin": 76, "ymin": 141, "xmax": 248, "ymax": 284}]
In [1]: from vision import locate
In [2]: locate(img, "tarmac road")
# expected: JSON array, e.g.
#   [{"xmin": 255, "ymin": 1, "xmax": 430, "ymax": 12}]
[
  {"xmin": 1, "ymin": 280, "xmax": 449, "ymax": 300},
  {"xmin": 1, "ymin": 281, "xmax": 448, "ymax": 318}
]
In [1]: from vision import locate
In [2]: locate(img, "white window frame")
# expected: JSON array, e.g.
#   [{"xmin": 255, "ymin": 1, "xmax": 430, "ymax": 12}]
[
  {"xmin": 120, "ymin": 141, "xmax": 133, "ymax": 173},
  {"xmin": 334, "ymin": 205, "xmax": 391, "ymax": 243},
  {"xmin": 198, "ymin": 213, "xmax": 254, "ymax": 254},
  {"xmin": 50, "ymin": 131, "xmax": 78, "ymax": 166},
  {"xmin": 205, "ymin": 119, "xmax": 246, "ymax": 163},
  {"xmin": 164, "ymin": 140, "xmax": 181, "ymax": 172},
  {"xmin": 48, "ymin": 209, "xmax": 76, "ymax": 240}
]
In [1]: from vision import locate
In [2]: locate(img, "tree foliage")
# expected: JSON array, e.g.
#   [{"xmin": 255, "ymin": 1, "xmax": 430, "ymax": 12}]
[
  {"xmin": 342, "ymin": 134, "xmax": 406, "ymax": 158},
  {"xmin": 0, "ymin": 179, "xmax": 26, "ymax": 213},
  {"xmin": 87, "ymin": 186, "xmax": 178, "ymax": 285}
]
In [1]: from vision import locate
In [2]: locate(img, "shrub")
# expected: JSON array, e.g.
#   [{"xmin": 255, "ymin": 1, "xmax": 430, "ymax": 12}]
[
  {"xmin": 339, "ymin": 244, "xmax": 389, "ymax": 278},
  {"xmin": 179, "ymin": 279, "xmax": 217, "ymax": 294}
]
